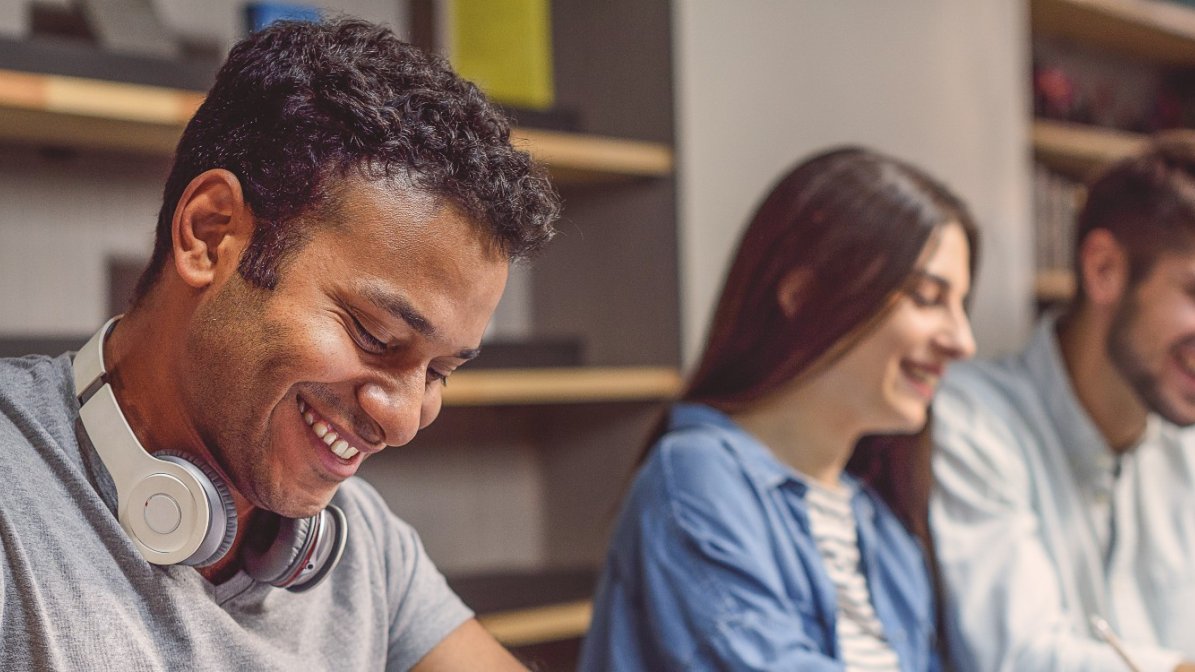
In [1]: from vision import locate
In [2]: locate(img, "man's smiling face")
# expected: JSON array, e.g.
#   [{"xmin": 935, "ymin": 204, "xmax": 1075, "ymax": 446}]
[
  {"xmin": 1108, "ymin": 248, "xmax": 1195, "ymax": 428},
  {"xmin": 182, "ymin": 176, "xmax": 508, "ymax": 518}
]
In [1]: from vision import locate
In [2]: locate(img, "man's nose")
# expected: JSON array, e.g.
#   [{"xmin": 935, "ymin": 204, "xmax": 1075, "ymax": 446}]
[{"xmin": 357, "ymin": 375, "xmax": 429, "ymax": 447}]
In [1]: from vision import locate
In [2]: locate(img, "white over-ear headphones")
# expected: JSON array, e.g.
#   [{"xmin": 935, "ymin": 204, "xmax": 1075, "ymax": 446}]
[{"xmin": 74, "ymin": 317, "xmax": 347, "ymax": 592}]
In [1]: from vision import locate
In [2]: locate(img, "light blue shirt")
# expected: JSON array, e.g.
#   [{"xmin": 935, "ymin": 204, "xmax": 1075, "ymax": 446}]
[
  {"xmin": 931, "ymin": 316, "xmax": 1195, "ymax": 671},
  {"xmin": 579, "ymin": 403, "xmax": 940, "ymax": 671}
]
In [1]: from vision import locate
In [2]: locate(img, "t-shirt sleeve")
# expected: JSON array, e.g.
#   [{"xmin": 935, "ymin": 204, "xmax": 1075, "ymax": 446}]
[
  {"xmin": 383, "ymin": 516, "xmax": 473, "ymax": 672},
  {"xmin": 336, "ymin": 479, "xmax": 473, "ymax": 672}
]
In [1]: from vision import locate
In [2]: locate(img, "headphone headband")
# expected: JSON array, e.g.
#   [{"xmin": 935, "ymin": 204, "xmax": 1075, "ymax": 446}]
[
  {"xmin": 73, "ymin": 315, "xmax": 117, "ymax": 404},
  {"xmin": 74, "ymin": 316, "xmax": 225, "ymax": 565}
]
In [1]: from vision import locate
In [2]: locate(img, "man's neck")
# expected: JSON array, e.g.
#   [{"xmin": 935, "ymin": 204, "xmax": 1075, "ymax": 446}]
[
  {"xmin": 1056, "ymin": 309, "xmax": 1148, "ymax": 453},
  {"xmin": 104, "ymin": 293, "xmax": 257, "ymax": 581}
]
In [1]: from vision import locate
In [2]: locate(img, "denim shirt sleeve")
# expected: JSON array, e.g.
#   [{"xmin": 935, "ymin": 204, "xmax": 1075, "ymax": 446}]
[{"xmin": 582, "ymin": 429, "xmax": 846, "ymax": 671}]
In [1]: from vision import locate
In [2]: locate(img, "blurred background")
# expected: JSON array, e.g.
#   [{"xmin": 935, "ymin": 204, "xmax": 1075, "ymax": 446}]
[{"xmin": 0, "ymin": 0, "xmax": 1174, "ymax": 668}]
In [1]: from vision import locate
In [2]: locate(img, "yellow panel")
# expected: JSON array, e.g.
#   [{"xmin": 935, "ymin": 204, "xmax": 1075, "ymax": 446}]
[{"xmin": 451, "ymin": 0, "xmax": 554, "ymax": 109}]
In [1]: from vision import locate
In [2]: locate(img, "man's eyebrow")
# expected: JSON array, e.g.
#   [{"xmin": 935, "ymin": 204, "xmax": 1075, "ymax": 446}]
[
  {"xmin": 358, "ymin": 283, "xmax": 440, "ymax": 339},
  {"xmin": 358, "ymin": 284, "xmax": 482, "ymax": 360}
]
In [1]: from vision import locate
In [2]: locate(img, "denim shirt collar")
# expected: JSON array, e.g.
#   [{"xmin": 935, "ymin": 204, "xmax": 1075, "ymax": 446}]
[{"xmin": 667, "ymin": 402, "xmax": 873, "ymax": 515}]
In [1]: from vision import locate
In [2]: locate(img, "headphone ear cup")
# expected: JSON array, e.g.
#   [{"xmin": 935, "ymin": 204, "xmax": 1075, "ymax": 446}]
[
  {"xmin": 243, "ymin": 514, "xmax": 310, "ymax": 587},
  {"xmin": 154, "ymin": 451, "xmax": 238, "ymax": 567},
  {"xmin": 244, "ymin": 505, "xmax": 347, "ymax": 592}
]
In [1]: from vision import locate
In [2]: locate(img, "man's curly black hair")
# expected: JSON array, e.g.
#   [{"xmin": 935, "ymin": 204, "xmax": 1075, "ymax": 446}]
[{"xmin": 134, "ymin": 18, "xmax": 559, "ymax": 300}]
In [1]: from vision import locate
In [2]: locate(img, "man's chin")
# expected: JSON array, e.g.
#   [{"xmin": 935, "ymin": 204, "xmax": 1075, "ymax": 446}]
[
  {"xmin": 1161, "ymin": 407, "xmax": 1195, "ymax": 428},
  {"xmin": 256, "ymin": 488, "xmax": 338, "ymax": 520},
  {"xmin": 1144, "ymin": 391, "xmax": 1195, "ymax": 428}
]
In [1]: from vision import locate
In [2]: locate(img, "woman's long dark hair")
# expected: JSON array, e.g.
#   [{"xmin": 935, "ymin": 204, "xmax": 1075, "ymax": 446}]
[{"xmin": 642, "ymin": 146, "xmax": 979, "ymax": 530}]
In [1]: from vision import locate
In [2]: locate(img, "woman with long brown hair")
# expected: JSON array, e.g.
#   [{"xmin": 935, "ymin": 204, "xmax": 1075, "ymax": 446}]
[{"xmin": 579, "ymin": 147, "xmax": 978, "ymax": 671}]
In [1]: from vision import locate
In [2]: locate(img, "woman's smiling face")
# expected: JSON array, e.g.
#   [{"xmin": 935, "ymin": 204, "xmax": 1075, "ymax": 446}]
[{"xmin": 811, "ymin": 222, "xmax": 976, "ymax": 436}]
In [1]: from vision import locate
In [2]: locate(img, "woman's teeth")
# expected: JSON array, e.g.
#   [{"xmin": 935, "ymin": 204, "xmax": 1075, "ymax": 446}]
[
  {"xmin": 298, "ymin": 398, "xmax": 360, "ymax": 460},
  {"xmin": 906, "ymin": 367, "xmax": 933, "ymax": 383}
]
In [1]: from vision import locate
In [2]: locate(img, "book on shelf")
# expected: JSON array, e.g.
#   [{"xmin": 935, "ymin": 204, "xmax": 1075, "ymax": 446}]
[{"xmin": 1033, "ymin": 161, "xmax": 1082, "ymax": 279}]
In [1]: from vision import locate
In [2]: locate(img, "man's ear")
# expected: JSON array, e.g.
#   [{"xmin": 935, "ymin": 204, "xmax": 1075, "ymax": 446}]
[
  {"xmin": 777, "ymin": 267, "xmax": 812, "ymax": 319},
  {"xmin": 172, "ymin": 169, "xmax": 252, "ymax": 290},
  {"xmin": 1077, "ymin": 228, "xmax": 1129, "ymax": 308}
]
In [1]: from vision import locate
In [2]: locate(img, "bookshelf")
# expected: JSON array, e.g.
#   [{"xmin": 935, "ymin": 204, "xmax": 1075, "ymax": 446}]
[
  {"xmin": 1031, "ymin": 0, "xmax": 1195, "ymax": 66},
  {"xmin": 1031, "ymin": 119, "xmax": 1146, "ymax": 180},
  {"xmin": 478, "ymin": 599, "xmax": 593, "ymax": 647},
  {"xmin": 517, "ymin": 128, "xmax": 672, "ymax": 182},
  {"xmin": 443, "ymin": 367, "xmax": 681, "ymax": 406},
  {"xmin": 1035, "ymin": 267, "xmax": 1078, "ymax": 304},
  {"xmin": 1029, "ymin": 0, "xmax": 1195, "ymax": 304},
  {"xmin": 0, "ymin": 68, "xmax": 673, "ymax": 184}
]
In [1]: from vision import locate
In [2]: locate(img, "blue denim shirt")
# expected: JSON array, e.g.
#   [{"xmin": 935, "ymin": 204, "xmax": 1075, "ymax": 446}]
[{"xmin": 579, "ymin": 403, "xmax": 939, "ymax": 671}]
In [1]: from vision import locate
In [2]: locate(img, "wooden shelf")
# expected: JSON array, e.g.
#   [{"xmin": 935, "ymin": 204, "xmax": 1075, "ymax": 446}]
[
  {"xmin": 1032, "ymin": 119, "xmax": 1147, "ymax": 179},
  {"xmin": 0, "ymin": 68, "xmax": 673, "ymax": 182},
  {"xmin": 1031, "ymin": 0, "xmax": 1195, "ymax": 65},
  {"xmin": 0, "ymin": 69, "xmax": 204, "ymax": 155},
  {"xmin": 478, "ymin": 599, "xmax": 592, "ymax": 647},
  {"xmin": 1036, "ymin": 268, "xmax": 1076, "ymax": 302},
  {"xmin": 443, "ymin": 366, "xmax": 682, "ymax": 406},
  {"xmin": 515, "ymin": 128, "xmax": 673, "ymax": 181}
]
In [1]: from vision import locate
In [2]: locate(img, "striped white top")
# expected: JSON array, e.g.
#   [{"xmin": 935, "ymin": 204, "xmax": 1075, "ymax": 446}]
[{"xmin": 804, "ymin": 478, "xmax": 901, "ymax": 671}]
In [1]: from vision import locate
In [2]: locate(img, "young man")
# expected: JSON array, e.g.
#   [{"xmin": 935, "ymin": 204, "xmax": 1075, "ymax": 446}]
[
  {"xmin": 932, "ymin": 133, "xmax": 1195, "ymax": 671},
  {"xmin": 0, "ymin": 19, "xmax": 559, "ymax": 671}
]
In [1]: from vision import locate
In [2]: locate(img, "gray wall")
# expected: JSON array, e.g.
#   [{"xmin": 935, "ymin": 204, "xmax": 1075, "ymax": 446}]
[
  {"xmin": 0, "ymin": 148, "xmax": 166, "ymax": 335},
  {"xmin": 673, "ymin": 0, "xmax": 1034, "ymax": 364}
]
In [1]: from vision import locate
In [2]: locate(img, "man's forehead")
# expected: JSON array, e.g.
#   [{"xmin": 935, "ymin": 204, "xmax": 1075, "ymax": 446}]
[
  {"xmin": 297, "ymin": 168, "xmax": 512, "ymax": 267},
  {"xmin": 1149, "ymin": 247, "xmax": 1195, "ymax": 282},
  {"xmin": 320, "ymin": 173, "xmax": 447, "ymax": 226}
]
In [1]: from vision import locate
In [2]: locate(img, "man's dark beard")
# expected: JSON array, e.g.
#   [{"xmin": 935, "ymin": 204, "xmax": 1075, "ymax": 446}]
[{"xmin": 1107, "ymin": 292, "xmax": 1195, "ymax": 427}]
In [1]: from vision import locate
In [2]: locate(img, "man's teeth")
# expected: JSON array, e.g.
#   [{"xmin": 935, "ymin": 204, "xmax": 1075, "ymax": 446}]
[{"xmin": 297, "ymin": 398, "xmax": 360, "ymax": 459}]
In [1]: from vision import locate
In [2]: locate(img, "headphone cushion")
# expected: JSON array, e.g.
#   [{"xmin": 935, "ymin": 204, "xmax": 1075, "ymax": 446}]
[
  {"xmin": 243, "ymin": 514, "xmax": 314, "ymax": 585},
  {"xmin": 155, "ymin": 451, "xmax": 238, "ymax": 567}
]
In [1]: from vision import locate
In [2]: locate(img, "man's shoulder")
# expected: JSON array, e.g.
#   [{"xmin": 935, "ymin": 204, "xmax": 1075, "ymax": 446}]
[
  {"xmin": 0, "ymin": 353, "xmax": 76, "ymax": 444},
  {"xmin": 940, "ymin": 350, "xmax": 1038, "ymax": 402},
  {"xmin": 936, "ymin": 351, "xmax": 1046, "ymax": 429},
  {"xmin": 0, "ymin": 353, "xmax": 72, "ymax": 402},
  {"xmin": 932, "ymin": 352, "xmax": 1052, "ymax": 477},
  {"xmin": 330, "ymin": 477, "xmax": 447, "ymax": 575},
  {"xmin": 332, "ymin": 477, "xmax": 416, "ymax": 538}
]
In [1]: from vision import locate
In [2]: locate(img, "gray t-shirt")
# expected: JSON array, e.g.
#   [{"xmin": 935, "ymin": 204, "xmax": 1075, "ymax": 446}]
[{"xmin": 0, "ymin": 353, "xmax": 473, "ymax": 671}]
